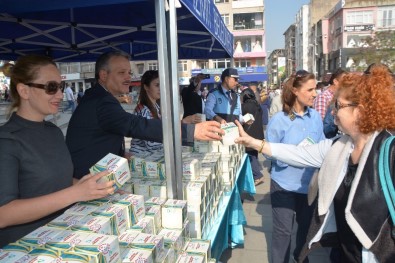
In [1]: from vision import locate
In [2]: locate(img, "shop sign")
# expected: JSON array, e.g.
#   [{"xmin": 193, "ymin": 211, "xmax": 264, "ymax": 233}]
[{"xmin": 344, "ymin": 24, "xmax": 374, "ymax": 32}]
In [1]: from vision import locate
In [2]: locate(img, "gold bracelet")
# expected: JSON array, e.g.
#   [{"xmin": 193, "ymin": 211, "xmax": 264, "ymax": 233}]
[{"xmin": 258, "ymin": 139, "xmax": 266, "ymax": 153}]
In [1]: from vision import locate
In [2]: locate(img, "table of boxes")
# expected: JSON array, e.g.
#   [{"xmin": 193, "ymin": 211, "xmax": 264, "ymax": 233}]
[{"xmin": 0, "ymin": 138, "xmax": 255, "ymax": 263}]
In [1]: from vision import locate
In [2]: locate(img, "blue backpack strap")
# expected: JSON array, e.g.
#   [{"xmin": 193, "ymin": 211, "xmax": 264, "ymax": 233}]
[{"xmin": 378, "ymin": 135, "xmax": 395, "ymax": 238}]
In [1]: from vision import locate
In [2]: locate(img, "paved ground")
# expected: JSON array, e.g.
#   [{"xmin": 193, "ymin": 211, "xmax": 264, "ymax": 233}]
[{"xmin": 219, "ymin": 156, "xmax": 332, "ymax": 263}]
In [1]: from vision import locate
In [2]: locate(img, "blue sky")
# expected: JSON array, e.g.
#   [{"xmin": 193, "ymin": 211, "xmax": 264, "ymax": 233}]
[{"xmin": 265, "ymin": 0, "xmax": 310, "ymax": 53}]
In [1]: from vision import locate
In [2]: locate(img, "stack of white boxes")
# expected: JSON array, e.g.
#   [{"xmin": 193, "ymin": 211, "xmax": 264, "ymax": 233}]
[{"xmin": 2, "ymin": 121, "xmax": 248, "ymax": 260}]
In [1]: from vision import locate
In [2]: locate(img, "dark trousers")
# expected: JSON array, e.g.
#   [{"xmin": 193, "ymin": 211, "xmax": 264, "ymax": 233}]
[
  {"xmin": 247, "ymin": 151, "xmax": 263, "ymax": 180},
  {"xmin": 270, "ymin": 179, "xmax": 314, "ymax": 263}
]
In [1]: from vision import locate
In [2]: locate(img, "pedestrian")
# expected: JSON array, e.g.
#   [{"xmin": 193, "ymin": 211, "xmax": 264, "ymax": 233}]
[
  {"xmin": 313, "ymin": 68, "xmax": 346, "ymax": 120},
  {"xmin": 235, "ymin": 64, "xmax": 395, "ymax": 263},
  {"xmin": 204, "ymin": 68, "xmax": 243, "ymax": 124},
  {"xmin": 263, "ymin": 69, "xmax": 325, "ymax": 263},
  {"xmin": 240, "ymin": 87, "xmax": 265, "ymax": 186},
  {"xmin": 0, "ymin": 54, "xmax": 114, "ymax": 247},
  {"xmin": 76, "ymin": 87, "xmax": 84, "ymax": 104},
  {"xmin": 66, "ymin": 51, "xmax": 224, "ymax": 179},
  {"xmin": 269, "ymin": 89, "xmax": 282, "ymax": 119},
  {"xmin": 63, "ymin": 84, "xmax": 76, "ymax": 113},
  {"xmin": 182, "ymin": 74, "xmax": 206, "ymax": 119}
]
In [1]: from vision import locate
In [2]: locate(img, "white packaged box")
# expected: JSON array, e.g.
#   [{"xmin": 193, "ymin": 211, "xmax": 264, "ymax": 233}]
[
  {"xmin": 182, "ymin": 158, "xmax": 200, "ymax": 180},
  {"xmin": 242, "ymin": 113, "xmax": 255, "ymax": 123},
  {"xmin": 185, "ymin": 239, "xmax": 211, "ymax": 263},
  {"xmin": 157, "ymin": 228, "xmax": 184, "ymax": 253},
  {"xmin": 121, "ymin": 248, "xmax": 153, "ymax": 263},
  {"xmin": 90, "ymin": 153, "xmax": 131, "ymax": 191},
  {"xmin": 0, "ymin": 243, "xmax": 30, "ymax": 261},
  {"xmin": 220, "ymin": 122, "xmax": 239, "ymax": 145},
  {"xmin": 144, "ymin": 155, "xmax": 166, "ymax": 180},
  {"xmin": 73, "ymin": 233, "xmax": 121, "ymax": 263},
  {"xmin": 71, "ymin": 214, "xmax": 112, "ymax": 235},
  {"xmin": 46, "ymin": 213, "xmax": 84, "ymax": 230},
  {"xmin": 176, "ymin": 253, "xmax": 205, "ymax": 263},
  {"xmin": 113, "ymin": 193, "xmax": 146, "ymax": 225},
  {"xmin": 91, "ymin": 202, "xmax": 129, "ymax": 235},
  {"xmin": 130, "ymin": 217, "xmax": 155, "ymax": 234},
  {"xmin": 184, "ymin": 182, "xmax": 205, "ymax": 205},
  {"xmin": 133, "ymin": 179, "xmax": 151, "ymax": 200},
  {"xmin": 129, "ymin": 152, "xmax": 149, "ymax": 177},
  {"xmin": 145, "ymin": 197, "xmax": 167, "ymax": 207},
  {"xmin": 162, "ymin": 199, "xmax": 187, "ymax": 229},
  {"xmin": 149, "ymin": 180, "xmax": 167, "ymax": 199},
  {"xmin": 145, "ymin": 205, "xmax": 162, "ymax": 234},
  {"xmin": 19, "ymin": 248, "xmax": 58, "ymax": 262},
  {"xmin": 18, "ymin": 226, "xmax": 63, "ymax": 249},
  {"xmin": 64, "ymin": 202, "xmax": 100, "ymax": 216}
]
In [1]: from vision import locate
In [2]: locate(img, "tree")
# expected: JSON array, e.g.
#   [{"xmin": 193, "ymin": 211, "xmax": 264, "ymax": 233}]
[{"xmin": 350, "ymin": 30, "xmax": 395, "ymax": 72}]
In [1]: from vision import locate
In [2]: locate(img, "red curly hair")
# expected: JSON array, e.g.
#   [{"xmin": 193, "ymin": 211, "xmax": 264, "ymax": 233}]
[{"xmin": 336, "ymin": 64, "xmax": 395, "ymax": 134}]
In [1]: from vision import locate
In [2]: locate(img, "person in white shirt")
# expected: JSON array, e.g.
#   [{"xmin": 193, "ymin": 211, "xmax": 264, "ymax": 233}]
[{"xmin": 63, "ymin": 85, "xmax": 76, "ymax": 113}]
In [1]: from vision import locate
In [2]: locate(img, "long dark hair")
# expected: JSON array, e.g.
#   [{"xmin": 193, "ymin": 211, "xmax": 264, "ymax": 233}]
[
  {"xmin": 137, "ymin": 70, "xmax": 160, "ymax": 119},
  {"xmin": 282, "ymin": 69, "xmax": 315, "ymax": 114}
]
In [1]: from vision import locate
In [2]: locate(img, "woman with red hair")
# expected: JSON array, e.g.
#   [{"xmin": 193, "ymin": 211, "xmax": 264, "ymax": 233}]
[{"xmin": 235, "ymin": 64, "xmax": 395, "ymax": 263}]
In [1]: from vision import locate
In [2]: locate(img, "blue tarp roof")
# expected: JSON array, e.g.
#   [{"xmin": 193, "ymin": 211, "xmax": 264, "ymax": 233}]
[{"xmin": 0, "ymin": 0, "xmax": 233, "ymax": 61}]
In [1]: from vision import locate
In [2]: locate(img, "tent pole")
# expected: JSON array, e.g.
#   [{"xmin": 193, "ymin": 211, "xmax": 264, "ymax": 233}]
[
  {"xmin": 155, "ymin": 0, "xmax": 180, "ymax": 199},
  {"xmin": 167, "ymin": 0, "xmax": 183, "ymax": 200}
]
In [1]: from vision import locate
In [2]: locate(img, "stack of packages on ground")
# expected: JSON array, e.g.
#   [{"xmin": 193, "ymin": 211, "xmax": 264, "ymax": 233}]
[{"xmin": 0, "ymin": 123, "xmax": 244, "ymax": 263}]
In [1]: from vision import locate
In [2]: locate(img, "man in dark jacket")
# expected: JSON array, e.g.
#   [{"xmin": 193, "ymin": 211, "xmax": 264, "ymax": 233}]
[{"xmin": 66, "ymin": 51, "xmax": 223, "ymax": 179}]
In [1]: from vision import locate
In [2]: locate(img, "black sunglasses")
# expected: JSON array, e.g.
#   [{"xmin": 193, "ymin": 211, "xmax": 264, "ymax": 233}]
[{"xmin": 25, "ymin": 81, "xmax": 63, "ymax": 95}]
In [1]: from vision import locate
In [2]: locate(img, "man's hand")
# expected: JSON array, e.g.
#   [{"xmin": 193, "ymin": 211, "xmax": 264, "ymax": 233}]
[{"xmin": 194, "ymin": 121, "xmax": 224, "ymax": 141}]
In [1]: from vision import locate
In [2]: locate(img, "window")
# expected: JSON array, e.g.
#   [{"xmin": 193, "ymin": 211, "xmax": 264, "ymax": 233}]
[
  {"xmin": 81, "ymin": 62, "xmax": 95, "ymax": 72},
  {"xmin": 233, "ymin": 12, "xmax": 263, "ymax": 30},
  {"xmin": 213, "ymin": 59, "xmax": 231, "ymax": 69},
  {"xmin": 215, "ymin": 0, "xmax": 229, "ymax": 3},
  {"xmin": 221, "ymin": 14, "xmax": 230, "ymax": 26},
  {"xmin": 234, "ymin": 59, "xmax": 251, "ymax": 68},
  {"xmin": 234, "ymin": 35, "xmax": 263, "ymax": 53},
  {"xmin": 196, "ymin": 60, "xmax": 209, "ymax": 69},
  {"xmin": 346, "ymin": 11, "xmax": 373, "ymax": 25},
  {"xmin": 378, "ymin": 7, "xmax": 395, "ymax": 27},
  {"xmin": 148, "ymin": 62, "xmax": 158, "ymax": 70},
  {"xmin": 136, "ymin": 63, "xmax": 144, "ymax": 75},
  {"xmin": 178, "ymin": 60, "xmax": 188, "ymax": 72}
]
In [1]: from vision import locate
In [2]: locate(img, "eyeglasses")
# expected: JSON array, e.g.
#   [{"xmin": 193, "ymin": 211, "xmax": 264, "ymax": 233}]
[
  {"xmin": 233, "ymin": 77, "xmax": 239, "ymax": 82},
  {"xmin": 25, "ymin": 81, "xmax": 63, "ymax": 95},
  {"xmin": 334, "ymin": 100, "xmax": 357, "ymax": 112}
]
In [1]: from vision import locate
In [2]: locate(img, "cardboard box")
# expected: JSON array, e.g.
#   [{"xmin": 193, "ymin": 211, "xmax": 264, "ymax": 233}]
[
  {"xmin": 90, "ymin": 153, "xmax": 131, "ymax": 191},
  {"xmin": 220, "ymin": 122, "xmax": 239, "ymax": 145},
  {"xmin": 112, "ymin": 193, "xmax": 145, "ymax": 226},
  {"xmin": 161, "ymin": 199, "xmax": 187, "ymax": 229}
]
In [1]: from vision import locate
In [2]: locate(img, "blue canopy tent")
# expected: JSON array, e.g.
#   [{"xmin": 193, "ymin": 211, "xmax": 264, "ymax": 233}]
[
  {"xmin": 0, "ymin": 0, "xmax": 233, "ymax": 61},
  {"xmin": 0, "ymin": 0, "xmax": 234, "ymax": 199}
]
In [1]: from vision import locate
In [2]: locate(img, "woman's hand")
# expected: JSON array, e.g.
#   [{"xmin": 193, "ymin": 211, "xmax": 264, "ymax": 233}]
[
  {"xmin": 72, "ymin": 170, "xmax": 115, "ymax": 202},
  {"xmin": 234, "ymin": 120, "xmax": 259, "ymax": 148}
]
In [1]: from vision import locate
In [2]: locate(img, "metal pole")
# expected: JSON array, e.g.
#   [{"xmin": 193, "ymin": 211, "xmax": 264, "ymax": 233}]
[
  {"xmin": 167, "ymin": 0, "xmax": 184, "ymax": 199},
  {"xmin": 155, "ymin": 0, "xmax": 179, "ymax": 199}
]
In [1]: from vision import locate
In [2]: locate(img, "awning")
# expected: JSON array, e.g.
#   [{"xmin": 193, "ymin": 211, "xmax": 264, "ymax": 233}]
[{"xmin": 0, "ymin": 0, "xmax": 233, "ymax": 61}]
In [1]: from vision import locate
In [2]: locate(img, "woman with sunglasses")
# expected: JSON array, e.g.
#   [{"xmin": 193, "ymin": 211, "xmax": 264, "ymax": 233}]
[
  {"xmin": 0, "ymin": 54, "xmax": 115, "ymax": 247},
  {"xmin": 235, "ymin": 64, "xmax": 395, "ymax": 263},
  {"xmin": 264, "ymin": 70, "xmax": 325, "ymax": 263}
]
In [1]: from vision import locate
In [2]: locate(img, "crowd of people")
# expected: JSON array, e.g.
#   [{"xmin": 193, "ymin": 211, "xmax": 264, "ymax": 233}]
[{"xmin": 1, "ymin": 52, "xmax": 394, "ymax": 263}]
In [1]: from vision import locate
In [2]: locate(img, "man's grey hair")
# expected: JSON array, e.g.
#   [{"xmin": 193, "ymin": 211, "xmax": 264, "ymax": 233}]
[{"xmin": 95, "ymin": 51, "xmax": 131, "ymax": 80}]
